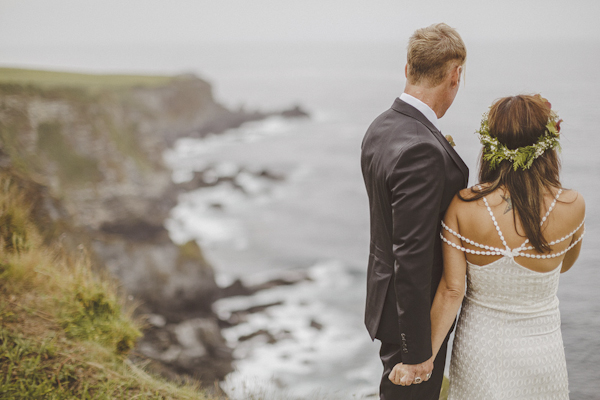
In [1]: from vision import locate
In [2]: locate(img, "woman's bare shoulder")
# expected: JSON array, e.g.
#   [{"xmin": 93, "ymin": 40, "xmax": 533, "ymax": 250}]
[
  {"xmin": 558, "ymin": 188, "xmax": 586, "ymax": 216},
  {"xmin": 447, "ymin": 187, "xmax": 484, "ymax": 215}
]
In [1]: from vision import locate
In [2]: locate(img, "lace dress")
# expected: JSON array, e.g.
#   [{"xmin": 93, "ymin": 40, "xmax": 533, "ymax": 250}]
[{"xmin": 440, "ymin": 190, "xmax": 585, "ymax": 400}]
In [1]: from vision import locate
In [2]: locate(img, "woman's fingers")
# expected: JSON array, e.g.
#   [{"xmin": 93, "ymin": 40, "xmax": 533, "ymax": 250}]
[
  {"xmin": 389, "ymin": 368, "xmax": 397, "ymax": 384},
  {"xmin": 401, "ymin": 374, "xmax": 413, "ymax": 386}
]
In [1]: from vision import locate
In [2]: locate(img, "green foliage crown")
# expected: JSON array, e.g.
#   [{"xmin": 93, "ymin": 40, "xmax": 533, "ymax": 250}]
[{"xmin": 477, "ymin": 96, "xmax": 562, "ymax": 171}]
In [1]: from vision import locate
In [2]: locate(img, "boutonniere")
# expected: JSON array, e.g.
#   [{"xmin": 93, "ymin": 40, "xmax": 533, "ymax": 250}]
[{"xmin": 445, "ymin": 134, "xmax": 456, "ymax": 147}]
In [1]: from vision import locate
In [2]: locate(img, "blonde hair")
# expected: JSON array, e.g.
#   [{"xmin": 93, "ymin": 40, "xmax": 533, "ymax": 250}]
[{"xmin": 407, "ymin": 23, "xmax": 466, "ymax": 87}]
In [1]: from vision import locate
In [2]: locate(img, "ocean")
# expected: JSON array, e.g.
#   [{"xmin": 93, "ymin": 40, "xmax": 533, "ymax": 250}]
[{"xmin": 4, "ymin": 40, "xmax": 599, "ymax": 399}]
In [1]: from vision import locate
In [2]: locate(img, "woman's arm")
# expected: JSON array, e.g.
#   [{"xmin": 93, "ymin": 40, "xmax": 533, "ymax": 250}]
[
  {"xmin": 430, "ymin": 196, "xmax": 467, "ymax": 359},
  {"xmin": 561, "ymin": 221, "xmax": 585, "ymax": 273},
  {"xmin": 561, "ymin": 193, "xmax": 586, "ymax": 273}
]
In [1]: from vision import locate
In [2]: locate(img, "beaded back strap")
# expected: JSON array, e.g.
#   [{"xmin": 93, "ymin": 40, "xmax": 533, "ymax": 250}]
[{"xmin": 440, "ymin": 188, "xmax": 585, "ymax": 259}]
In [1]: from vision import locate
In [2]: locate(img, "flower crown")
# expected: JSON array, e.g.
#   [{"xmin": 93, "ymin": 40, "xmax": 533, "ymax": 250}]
[{"xmin": 477, "ymin": 95, "xmax": 562, "ymax": 171}]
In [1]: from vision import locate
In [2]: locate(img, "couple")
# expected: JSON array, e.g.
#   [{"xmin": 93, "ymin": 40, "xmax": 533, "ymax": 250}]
[{"xmin": 361, "ymin": 23, "xmax": 586, "ymax": 400}]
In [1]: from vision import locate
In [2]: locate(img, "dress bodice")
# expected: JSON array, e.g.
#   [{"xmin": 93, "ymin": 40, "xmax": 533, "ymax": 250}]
[{"xmin": 465, "ymin": 258, "xmax": 561, "ymax": 314}]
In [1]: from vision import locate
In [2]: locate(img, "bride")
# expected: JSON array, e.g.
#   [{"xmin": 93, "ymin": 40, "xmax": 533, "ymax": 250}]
[{"xmin": 399, "ymin": 94, "xmax": 585, "ymax": 398}]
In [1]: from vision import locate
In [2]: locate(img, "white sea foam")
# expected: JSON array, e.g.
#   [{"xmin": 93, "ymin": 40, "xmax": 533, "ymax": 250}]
[
  {"xmin": 166, "ymin": 183, "xmax": 248, "ymax": 249},
  {"xmin": 216, "ymin": 260, "xmax": 381, "ymax": 398},
  {"xmin": 165, "ymin": 163, "xmax": 286, "ymax": 250}
]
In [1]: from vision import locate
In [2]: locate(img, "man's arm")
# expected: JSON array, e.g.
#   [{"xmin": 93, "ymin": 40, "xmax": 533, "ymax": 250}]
[{"xmin": 388, "ymin": 139, "xmax": 445, "ymax": 364}]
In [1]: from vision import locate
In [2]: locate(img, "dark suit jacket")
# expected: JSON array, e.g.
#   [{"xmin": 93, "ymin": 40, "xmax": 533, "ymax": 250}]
[{"xmin": 361, "ymin": 98, "xmax": 468, "ymax": 364}]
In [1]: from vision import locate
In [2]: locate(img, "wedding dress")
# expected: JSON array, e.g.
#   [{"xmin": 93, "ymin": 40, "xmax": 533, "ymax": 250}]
[{"xmin": 440, "ymin": 189, "xmax": 585, "ymax": 400}]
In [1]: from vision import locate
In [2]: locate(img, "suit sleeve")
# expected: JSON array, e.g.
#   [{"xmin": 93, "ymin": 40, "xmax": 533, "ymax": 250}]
[{"xmin": 388, "ymin": 138, "xmax": 445, "ymax": 364}]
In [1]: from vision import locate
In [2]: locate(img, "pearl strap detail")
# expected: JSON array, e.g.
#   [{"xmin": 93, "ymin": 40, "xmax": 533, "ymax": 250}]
[
  {"xmin": 440, "ymin": 229, "xmax": 585, "ymax": 259},
  {"xmin": 441, "ymin": 188, "xmax": 586, "ymax": 259}
]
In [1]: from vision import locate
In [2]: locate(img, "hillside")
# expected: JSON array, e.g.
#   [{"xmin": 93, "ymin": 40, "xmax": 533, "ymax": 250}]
[
  {"xmin": 0, "ymin": 67, "xmax": 261, "ymax": 390},
  {"xmin": 0, "ymin": 167, "xmax": 225, "ymax": 399}
]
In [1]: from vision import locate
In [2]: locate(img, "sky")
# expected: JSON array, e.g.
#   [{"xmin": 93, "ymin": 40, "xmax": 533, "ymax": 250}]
[{"xmin": 1, "ymin": 0, "xmax": 599, "ymax": 47}]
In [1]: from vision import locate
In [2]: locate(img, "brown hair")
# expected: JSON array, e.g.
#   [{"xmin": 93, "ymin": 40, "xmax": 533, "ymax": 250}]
[
  {"xmin": 407, "ymin": 23, "xmax": 467, "ymax": 87},
  {"xmin": 460, "ymin": 95, "xmax": 562, "ymax": 253}
]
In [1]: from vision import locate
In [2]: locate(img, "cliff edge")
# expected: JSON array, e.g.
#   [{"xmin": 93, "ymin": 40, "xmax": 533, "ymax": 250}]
[{"xmin": 0, "ymin": 67, "xmax": 280, "ymax": 383}]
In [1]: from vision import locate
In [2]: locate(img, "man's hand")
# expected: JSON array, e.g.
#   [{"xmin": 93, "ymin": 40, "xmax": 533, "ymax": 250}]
[{"xmin": 388, "ymin": 358, "xmax": 434, "ymax": 386}]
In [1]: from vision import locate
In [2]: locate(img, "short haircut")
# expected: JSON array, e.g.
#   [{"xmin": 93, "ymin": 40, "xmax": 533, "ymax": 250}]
[{"xmin": 407, "ymin": 23, "xmax": 466, "ymax": 87}]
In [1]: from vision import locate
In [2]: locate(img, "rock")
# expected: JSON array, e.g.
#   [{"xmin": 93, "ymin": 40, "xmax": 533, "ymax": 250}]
[
  {"xmin": 247, "ymin": 272, "xmax": 311, "ymax": 293},
  {"xmin": 147, "ymin": 314, "xmax": 167, "ymax": 328},
  {"xmin": 136, "ymin": 316, "xmax": 233, "ymax": 383},
  {"xmin": 92, "ymin": 238, "xmax": 218, "ymax": 317},
  {"xmin": 238, "ymin": 329, "xmax": 275, "ymax": 343},
  {"xmin": 310, "ymin": 319, "xmax": 324, "ymax": 331},
  {"xmin": 175, "ymin": 165, "xmax": 286, "ymax": 193},
  {"xmin": 220, "ymin": 278, "xmax": 253, "ymax": 298},
  {"xmin": 279, "ymin": 104, "xmax": 310, "ymax": 118},
  {"xmin": 219, "ymin": 271, "xmax": 311, "ymax": 299}
]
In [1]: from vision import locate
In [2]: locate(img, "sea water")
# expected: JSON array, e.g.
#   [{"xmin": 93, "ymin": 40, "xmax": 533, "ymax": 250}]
[{"xmin": 5, "ymin": 41, "xmax": 599, "ymax": 399}]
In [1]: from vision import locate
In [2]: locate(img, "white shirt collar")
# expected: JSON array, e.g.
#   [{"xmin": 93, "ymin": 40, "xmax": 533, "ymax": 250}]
[{"xmin": 399, "ymin": 92, "xmax": 440, "ymax": 131}]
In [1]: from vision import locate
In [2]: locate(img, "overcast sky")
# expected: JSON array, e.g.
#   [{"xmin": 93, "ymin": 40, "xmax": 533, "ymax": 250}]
[{"xmin": 1, "ymin": 0, "xmax": 599, "ymax": 46}]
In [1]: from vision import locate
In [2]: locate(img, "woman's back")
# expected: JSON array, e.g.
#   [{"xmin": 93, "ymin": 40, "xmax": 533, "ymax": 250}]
[{"xmin": 451, "ymin": 186, "xmax": 585, "ymax": 273}]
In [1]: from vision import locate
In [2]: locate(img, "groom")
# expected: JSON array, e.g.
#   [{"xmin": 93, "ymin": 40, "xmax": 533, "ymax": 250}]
[{"xmin": 361, "ymin": 23, "xmax": 468, "ymax": 399}]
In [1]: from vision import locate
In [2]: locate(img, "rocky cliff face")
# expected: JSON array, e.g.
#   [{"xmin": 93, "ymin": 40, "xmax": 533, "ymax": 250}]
[{"xmin": 0, "ymin": 71, "xmax": 276, "ymax": 382}]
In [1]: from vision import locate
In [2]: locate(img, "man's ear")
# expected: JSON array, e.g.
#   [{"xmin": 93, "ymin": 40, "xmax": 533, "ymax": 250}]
[
  {"xmin": 405, "ymin": 64, "xmax": 408, "ymax": 79},
  {"xmin": 452, "ymin": 65, "xmax": 462, "ymax": 87}
]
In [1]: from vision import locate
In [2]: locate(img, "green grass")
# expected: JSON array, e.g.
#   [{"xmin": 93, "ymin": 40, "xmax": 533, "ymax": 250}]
[
  {"xmin": 440, "ymin": 376, "xmax": 449, "ymax": 400},
  {"xmin": 0, "ymin": 171, "xmax": 220, "ymax": 399},
  {"xmin": 0, "ymin": 67, "xmax": 175, "ymax": 92}
]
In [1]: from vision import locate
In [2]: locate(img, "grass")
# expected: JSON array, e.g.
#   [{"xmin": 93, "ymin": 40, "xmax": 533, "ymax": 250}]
[
  {"xmin": 0, "ymin": 67, "xmax": 175, "ymax": 92},
  {"xmin": 0, "ymin": 171, "xmax": 220, "ymax": 399},
  {"xmin": 440, "ymin": 376, "xmax": 449, "ymax": 399}
]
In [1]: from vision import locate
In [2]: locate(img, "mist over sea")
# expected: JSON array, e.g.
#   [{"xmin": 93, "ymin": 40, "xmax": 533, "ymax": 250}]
[{"xmin": 5, "ymin": 40, "xmax": 599, "ymax": 399}]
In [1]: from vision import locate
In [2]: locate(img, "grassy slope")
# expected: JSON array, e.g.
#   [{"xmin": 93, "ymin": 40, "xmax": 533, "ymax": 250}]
[
  {"xmin": 0, "ymin": 67, "xmax": 174, "ymax": 91},
  {"xmin": 0, "ymin": 171, "xmax": 219, "ymax": 399}
]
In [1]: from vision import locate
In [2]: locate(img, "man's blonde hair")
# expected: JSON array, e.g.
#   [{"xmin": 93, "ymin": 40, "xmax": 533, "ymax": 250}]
[{"xmin": 407, "ymin": 23, "xmax": 466, "ymax": 87}]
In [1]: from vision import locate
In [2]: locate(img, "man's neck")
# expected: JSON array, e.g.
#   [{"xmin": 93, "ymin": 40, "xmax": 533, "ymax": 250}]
[
  {"xmin": 403, "ymin": 84, "xmax": 447, "ymax": 119},
  {"xmin": 400, "ymin": 93, "xmax": 439, "ymax": 130}
]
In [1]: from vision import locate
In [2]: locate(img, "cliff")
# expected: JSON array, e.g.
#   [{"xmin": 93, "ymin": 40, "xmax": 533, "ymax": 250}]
[{"xmin": 0, "ymin": 67, "xmax": 290, "ymax": 383}]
